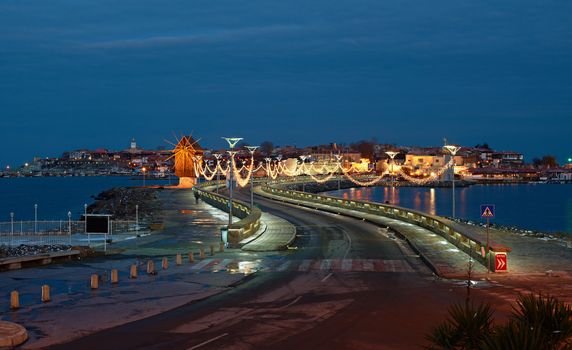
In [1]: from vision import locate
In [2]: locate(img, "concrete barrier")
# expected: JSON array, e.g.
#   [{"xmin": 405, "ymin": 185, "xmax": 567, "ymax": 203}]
[
  {"xmin": 193, "ymin": 182, "xmax": 262, "ymax": 247},
  {"xmin": 10, "ymin": 291, "xmax": 19, "ymax": 310},
  {"xmin": 111, "ymin": 269, "xmax": 119, "ymax": 284},
  {"xmin": 91, "ymin": 274, "xmax": 99, "ymax": 289},
  {"xmin": 41, "ymin": 285, "xmax": 50, "ymax": 302},
  {"xmin": 130, "ymin": 264, "xmax": 137, "ymax": 279}
]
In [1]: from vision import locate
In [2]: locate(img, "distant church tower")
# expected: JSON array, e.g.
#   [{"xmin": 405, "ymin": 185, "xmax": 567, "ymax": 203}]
[{"xmin": 131, "ymin": 138, "xmax": 137, "ymax": 150}]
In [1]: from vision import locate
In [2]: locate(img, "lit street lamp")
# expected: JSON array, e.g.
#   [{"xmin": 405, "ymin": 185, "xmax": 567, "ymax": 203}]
[
  {"xmin": 222, "ymin": 137, "xmax": 243, "ymax": 228},
  {"xmin": 213, "ymin": 153, "xmax": 222, "ymax": 193},
  {"xmin": 444, "ymin": 144, "xmax": 461, "ymax": 218},
  {"xmin": 385, "ymin": 151, "xmax": 399, "ymax": 188},
  {"xmin": 141, "ymin": 167, "xmax": 147, "ymax": 187},
  {"xmin": 245, "ymin": 146, "xmax": 259, "ymax": 209}
]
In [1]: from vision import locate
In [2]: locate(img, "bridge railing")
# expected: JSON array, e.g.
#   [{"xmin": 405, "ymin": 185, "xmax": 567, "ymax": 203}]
[
  {"xmin": 193, "ymin": 181, "xmax": 262, "ymax": 247},
  {"xmin": 260, "ymin": 181, "xmax": 511, "ymax": 271}
]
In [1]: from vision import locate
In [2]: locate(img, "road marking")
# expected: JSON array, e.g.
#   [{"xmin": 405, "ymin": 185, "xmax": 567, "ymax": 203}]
[
  {"xmin": 281, "ymin": 296, "xmax": 302, "ymax": 309},
  {"xmin": 298, "ymin": 259, "xmax": 312, "ymax": 272},
  {"xmin": 190, "ymin": 259, "xmax": 214, "ymax": 270},
  {"xmin": 212, "ymin": 259, "xmax": 233, "ymax": 271},
  {"xmin": 341, "ymin": 259, "xmax": 353, "ymax": 271},
  {"xmin": 276, "ymin": 261, "xmax": 292, "ymax": 272},
  {"xmin": 187, "ymin": 333, "xmax": 229, "ymax": 350},
  {"xmin": 362, "ymin": 259, "xmax": 374, "ymax": 271},
  {"xmin": 320, "ymin": 259, "xmax": 332, "ymax": 270},
  {"xmin": 321, "ymin": 272, "xmax": 333, "ymax": 282}
]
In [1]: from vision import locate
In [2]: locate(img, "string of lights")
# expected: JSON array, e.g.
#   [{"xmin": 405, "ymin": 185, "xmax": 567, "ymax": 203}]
[{"xmin": 191, "ymin": 154, "xmax": 456, "ymax": 188}]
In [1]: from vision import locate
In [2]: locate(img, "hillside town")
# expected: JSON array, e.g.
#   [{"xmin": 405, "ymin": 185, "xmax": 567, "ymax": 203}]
[{"xmin": 2, "ymin": 138, "xmax": 571, "ymax": 184}]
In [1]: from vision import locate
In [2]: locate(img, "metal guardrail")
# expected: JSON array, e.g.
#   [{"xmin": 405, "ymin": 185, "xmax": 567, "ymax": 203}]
[
  {"xmin": 261, "ymin": 182, "xmax": 511, "ymax": 271},
  {"xmin": 193, "ymin": 181, "xmax": 262, "ymax": 247},
  {"xmin": 0, "ymin": 220, "xmax": 141, "ymax": 247}
]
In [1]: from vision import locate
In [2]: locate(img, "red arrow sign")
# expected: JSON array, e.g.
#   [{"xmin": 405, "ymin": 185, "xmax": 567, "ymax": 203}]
[{"xmin": 495, "ymin": 253, "xmax": 507, "ymax": 272}]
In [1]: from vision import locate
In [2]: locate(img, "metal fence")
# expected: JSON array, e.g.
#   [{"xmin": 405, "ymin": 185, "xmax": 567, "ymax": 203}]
[{"xmin": 0, "ymin": 220, "xmax": 140, "ymax": 247}]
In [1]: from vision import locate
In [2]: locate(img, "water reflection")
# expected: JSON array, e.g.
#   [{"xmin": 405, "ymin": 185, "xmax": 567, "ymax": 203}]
[{"xmin": 327, "ymin": 184, "xmax": 572, "ymax": 234}]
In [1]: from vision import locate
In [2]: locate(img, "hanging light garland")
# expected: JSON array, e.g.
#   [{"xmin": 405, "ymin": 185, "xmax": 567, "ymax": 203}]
[{"xmin": 192, "ymin": 151, "xmax": 457, "ymax": 188}]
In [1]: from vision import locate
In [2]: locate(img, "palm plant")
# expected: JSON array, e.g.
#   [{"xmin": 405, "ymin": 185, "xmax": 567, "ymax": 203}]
[
  {"xmin": 510, "ymin": 293, "xmax": 572, "ymax": 349},
  {"xmin": 427, "ymin": 293, "xmax": 572, "ymax": 350},
  {"xmin": 426, "ymin": 302, "xmax": 494, "ymax": 349}
]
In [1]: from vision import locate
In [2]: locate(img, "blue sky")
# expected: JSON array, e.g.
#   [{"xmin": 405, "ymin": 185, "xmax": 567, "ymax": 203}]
[{"xmin": 1, "ymin": 0, "xmax": 571, "ymax": 165}]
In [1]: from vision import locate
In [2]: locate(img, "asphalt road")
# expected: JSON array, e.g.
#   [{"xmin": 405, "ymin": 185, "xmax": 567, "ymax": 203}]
[{"xmin": 47, "ymin": 190, "xmax": 473, "ymax": 350}]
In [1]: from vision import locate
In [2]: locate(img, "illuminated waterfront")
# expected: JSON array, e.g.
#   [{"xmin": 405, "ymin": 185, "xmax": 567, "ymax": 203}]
[{"xmin": 326, "ymin": 183, "xmax": 572, "ymax": 234}]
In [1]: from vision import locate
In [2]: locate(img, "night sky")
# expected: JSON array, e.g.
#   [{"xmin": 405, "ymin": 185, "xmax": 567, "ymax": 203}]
[{"xmin": 1, "ymin": 0, "xmax": 571, "ymax": 165}]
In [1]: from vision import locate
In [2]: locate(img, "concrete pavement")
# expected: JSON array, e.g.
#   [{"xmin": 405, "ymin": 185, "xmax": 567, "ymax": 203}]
[{"xmin": 241, "ymin": 212, "xmax": 297, "ymax": 252}]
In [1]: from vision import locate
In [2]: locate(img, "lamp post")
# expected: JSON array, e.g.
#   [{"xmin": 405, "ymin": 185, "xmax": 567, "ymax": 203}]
[
  {"xmin": 10, "ymin": 212, "xmax": 14, "ymax": 246},
  {"xmin": 135, "ymin": 204, "xmax": 139, "ymax": 236},
  {"xmin": 245, "ymin": 146, "xmax": 259, "ymax": 209},
  {"xmin": 444, "ymin": 145, "xmax": 461, "ymax": 218},
  {"xmin": 141, "ymin": 167, "xmax": 147, "ymax": 187},
  {"xmin": 222, "ymin": 137, "xmax": 243, "ymax": 228},
  {"xmin": 34, "ymin": 204, "xmax": 38, "ymax": 234},
  {"xmin": 385, "ymin": 152, "xmax": 399, "ymax": 188},
  {"xmin": 299, "ymin": 155, "xmax": 308, "ymax": 192},
  {"xmin": 214, "ymin": 153, "xmax": 222, "ymax": 193}
]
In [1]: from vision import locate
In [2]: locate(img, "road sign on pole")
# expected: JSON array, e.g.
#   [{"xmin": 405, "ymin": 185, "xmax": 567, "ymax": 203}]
[
  {"xmin": 495, "ymin": 253, "xmax": 508, "ymax": 272},
  {"xmin": 480, "ymin": 204, "xmax": 495, "ymax": 218},
  {"xmin": 480, "ymin": 204, "xmax": 495, "ymax": 273}
]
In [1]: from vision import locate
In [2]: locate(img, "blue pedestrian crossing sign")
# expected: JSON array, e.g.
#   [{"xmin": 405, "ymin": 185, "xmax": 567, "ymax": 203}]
[{"xmin": 480, "ymin": 204, "xmax": 495, "ymax": 218}]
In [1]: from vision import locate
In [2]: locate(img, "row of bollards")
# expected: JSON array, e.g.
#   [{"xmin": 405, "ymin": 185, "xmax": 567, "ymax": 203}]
[{"xmin": 9, "ymin": 243, "xmax": 226, "ymax": 310}]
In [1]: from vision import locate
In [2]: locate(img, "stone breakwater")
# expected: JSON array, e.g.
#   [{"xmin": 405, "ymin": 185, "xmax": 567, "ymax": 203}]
[
  {"xmin": 87, "ymin": 187, "xmax": 163, "ymax": 224},
  {"xmin": 0, "ymin": 244, "xmax": 71, "ymax": 258}
]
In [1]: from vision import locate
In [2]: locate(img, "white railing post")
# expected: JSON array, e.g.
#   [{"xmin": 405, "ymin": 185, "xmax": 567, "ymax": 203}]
[
  {"xmin": 34, "ymin": 204, "xmax": 38, "ymax": 234},
  {"xmin": 10, "ymin": 212, "xmax": 14, "ymax": 246},
  {"xmin": 68, "ymin": 211, "xmax": 72, "ymax": 246}
]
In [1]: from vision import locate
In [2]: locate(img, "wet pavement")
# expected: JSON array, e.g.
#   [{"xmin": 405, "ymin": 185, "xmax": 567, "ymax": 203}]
[{"xmin": 0, "ymin": 188, "xmax": 291, "ymax": 349}]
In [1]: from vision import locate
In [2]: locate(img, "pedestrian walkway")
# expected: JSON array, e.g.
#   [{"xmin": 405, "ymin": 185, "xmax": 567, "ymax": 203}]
[
  {"xmin": 256, "ymin": 186, "xmax": 486, "ymax": 278},
  {"xmin": 241, "ymin": 213, "xmax": 297, "ymax": 251},
  {"xmin": 154, "ymin": 257, "xmax": 415, "ymax": 273}
]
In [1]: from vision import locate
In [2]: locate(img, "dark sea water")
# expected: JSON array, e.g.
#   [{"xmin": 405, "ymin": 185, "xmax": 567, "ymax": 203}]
[
  {"xmin": 324, "ymin": 184, "xmax": 572, "ymax": 234},
  {"xmin": 0, "ymin": 176, "xmax": 172, "ymax": 221}
]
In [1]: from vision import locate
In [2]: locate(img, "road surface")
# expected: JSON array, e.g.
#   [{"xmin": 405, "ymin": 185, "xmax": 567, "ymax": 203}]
[{"xmin": 47, "ymin": 190, "xmax": 485, "ymax": 350}]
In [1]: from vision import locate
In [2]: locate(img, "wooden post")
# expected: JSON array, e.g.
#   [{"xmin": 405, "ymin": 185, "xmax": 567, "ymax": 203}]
[
  {"xmin": 130, "ymin": 264, "xmax": 137, "ymax": 279},
  {"xmin": 41, "ymin": 285, "xmax": 50, "ymax": 302},
  {"xmin": 91, "ymin": 274, "xmax": 99, "ymax": 289},
  {"xmin": 188, "ymin": 251, "xmax": 195, "ymax": 263},
  {"xmin": 219, "ymin": 242, "xmax": 225, "ymax": 253},
  {"xmin": 111, "ymin": 269, "xmax": 118, "ymax": 284},
  {"xmin": 199, "ymin": 248, "xmax": 205, "ymax": 260},
  {"xmin": 147, "ymin": 260, "xmax": 155, "ymax": 274},
  {"xmin": 10, "ymin": 291, "xmax": 19, "ymax": 310},
  {"xmin": 176, "ymin": 253, "xmax": 182, "ymax": 266},
  {"xmin": 162, "ymin": 257, "xmax": 168, "ymax": 270}
]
